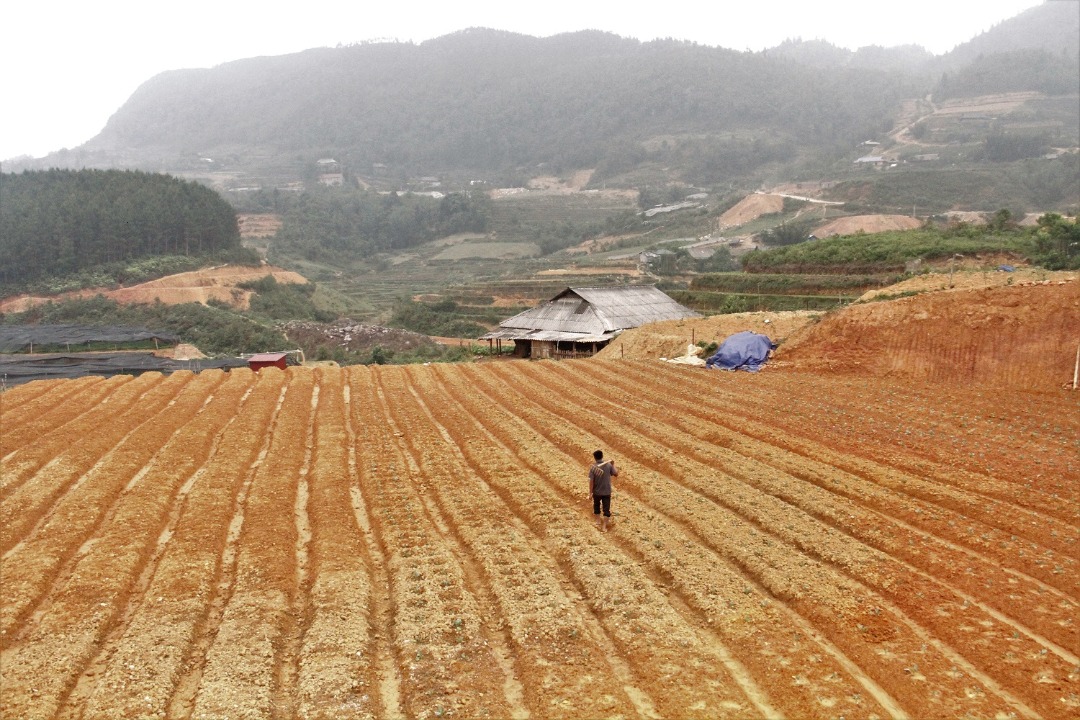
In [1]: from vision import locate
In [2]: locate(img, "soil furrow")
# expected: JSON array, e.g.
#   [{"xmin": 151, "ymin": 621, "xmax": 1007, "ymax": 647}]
[
  {"xmin": 573, "ymin": 360, "xmax": 1079, "ymax": 651},
  {"xmin": 0, "ymin": 372, "xmax": 187, "ymax": 551},
  {"xmin": 348, "ymin": 366, "xmax": 524, "ymax": 719},
  {"xmin": 483, "ymin": 361, "xmax": 1033, "ymax": 719},
  {"xmin": 160, "ymin": 371, "xmax": 287, "ymax": 720},
  {"xmin": 534, "ymin": 359, "xmax": 1075, "ymax": 715},
  {"xmin": 271, "ymin": 377, "xmax": 319, "ymax": 719},
  {"xmin": 0, "ymin": 376, "xmax": 113, "ymax": 466},
  {"xmin": 294, "ymin": 367, "xmax": 378, "ymax": 719},
  {"xmin": 695, "ymin": 381, "xmax": 1078, "ymax": 523},
  {"xmin": 652, "ymin": 363, "xmax": 1078, "ymax": 522},
  {"xmin": 0, "ymin": 370, "xmax": 258, "ymax": 719},
  {"xmin": 342, "ymin": 370, "xmax": 404, "ymax": 720},
  {"xmin": 415, "ymin": 365, "xmax": 823, "ymax": 719},
  {"xmin": 386, "ymin": 367, "xmax": 661, "ymax": 719},
  {"xmin": 600, "ymin": 361, "xmax": 1078, "ymax": 592},
  {"xmin": 0, "ymin": 376, "xmax": 63, "ymax": 411},
  {"xmin": 0, "ymin": 374, "xmax": 135, "ymax": 494},
  {"xmin": 0, "ymin": 370, "xmax": 221, "ymax": 640},
  {"xmin": 59, "ymin": 370, "xmax": 259, "ymax": 719},
  {"xmin": 0, "ymin": 376, "xmax": 104, "ymax": 453},
  {"xmin": 3, "ymin": 359, "xmax": 1072, "ymax": 719},
  {"xmin": 439, "ymin": 363, "xmax": 905, "ymax": 719},
  {"xmin": 190, "ymin": 369, "xmax": 314, "ymax": 720}
]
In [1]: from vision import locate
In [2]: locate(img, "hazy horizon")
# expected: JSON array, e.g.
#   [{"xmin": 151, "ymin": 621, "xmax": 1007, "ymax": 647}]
[{"xmin": 0, "ymin": 0, "xmax": 1049, "ymax": 162}]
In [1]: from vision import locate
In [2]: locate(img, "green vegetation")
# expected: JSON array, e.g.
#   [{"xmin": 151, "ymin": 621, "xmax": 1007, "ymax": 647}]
[
  {"xmin": 1031, "ymin": 213, "xmax": 1080, "ymax": 270},
  {"xmin": 323, "ymin": 341, "xmax": 509, "ymax": 367},
  {"xmin": 825, "ymin": 155, "xmax": 1079, "ymax": 216},
  {"xmin": 238, "ymin": 276, "xmax": 337, "ymax": 323},
  {"xmin": 266, "ymin": 187, "xmax": 491, "ymax": 265},
  {"xmin": 388, "ymin": 298, "xmax": 489, "ymax": 338},
  {"xmin": 4, "ymin": 296, "xmax": 286, "ymax": 356},
  {"xmin": 0, "ymin": 170, "xmax": 244, "ymax": 287},
  {"xmin": 57, "ymin": 31, "xmax": 913, "ymax": 186},
  {"xmin": 486, "ymin": 192, "xmax": 641, "ymax": 256},
  {"xmin": 739, "ymin": 221, "xmax": 1076, "ymax": 274},
  {"xmin": 760, "ymin": 219, "xmax": 818, "ymax": 247},
  {"xmin": 0, "ymin": 252, "xmax": 260, "ymax": 298},
  {"xmin": 668, "ymin": 290, "xmax": 849, "ymax": 314},
  {"xmin": 691, "ymin": 273, "xmax": 898, "ymax": 295},
  {"xmin": 647, "ymin": 246, "xmax": 740, "ymax": 275},
  {"xmin": 935, "ymin": 49, "xmax": 1079, "ymax": 100}
]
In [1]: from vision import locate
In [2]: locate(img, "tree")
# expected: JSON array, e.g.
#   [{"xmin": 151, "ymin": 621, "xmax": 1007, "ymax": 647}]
[
  {"xmin": 760, "ymin": 219, "xmax": 815, "ymax": 247},
  {"xmin": 1032, "ymin": 213, "xmax": 1080, "ymax": 269}
]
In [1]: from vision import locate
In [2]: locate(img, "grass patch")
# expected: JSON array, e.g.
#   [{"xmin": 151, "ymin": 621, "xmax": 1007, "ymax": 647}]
[{"xmin": 431, "ymin": 242, "xmax": 541, "ymax": 261}]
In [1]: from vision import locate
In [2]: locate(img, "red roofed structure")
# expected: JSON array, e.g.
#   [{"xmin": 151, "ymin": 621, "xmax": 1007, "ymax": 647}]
[{"xmin": 248, "ymin": 352, "xmax": 288, "ymax": 372}]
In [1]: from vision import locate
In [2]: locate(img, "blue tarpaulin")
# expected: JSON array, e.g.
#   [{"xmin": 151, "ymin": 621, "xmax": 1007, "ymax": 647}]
[{"xmin": 705, "ymin": 331, "xmax": 776, "ymax": 372}]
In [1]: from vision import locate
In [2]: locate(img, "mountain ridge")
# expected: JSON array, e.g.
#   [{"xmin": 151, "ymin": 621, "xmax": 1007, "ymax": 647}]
[{"xmin": 7, "ymin": 2, "xmax": 1077, "ymax": 192}]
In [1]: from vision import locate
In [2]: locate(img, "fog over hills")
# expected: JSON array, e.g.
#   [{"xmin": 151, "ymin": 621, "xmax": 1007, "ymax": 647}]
[{"xmin": 12, "ymin": 1, "xmax": 1079, "ymax": 190}]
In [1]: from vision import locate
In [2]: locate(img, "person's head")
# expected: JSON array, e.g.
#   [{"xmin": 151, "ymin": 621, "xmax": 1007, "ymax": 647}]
[{"xmin": 593, "ymin": 449, "xmax": 603, "ymax": 462}]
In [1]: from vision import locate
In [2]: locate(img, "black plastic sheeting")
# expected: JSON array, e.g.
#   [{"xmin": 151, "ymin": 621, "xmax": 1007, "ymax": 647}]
[
  {"xmin": 0, "ymin": 353, "xmax": 248, "ymax": 386},
  {"xmin": 0, "ymin": 325, "xmax": 181, "ymax": 353}
]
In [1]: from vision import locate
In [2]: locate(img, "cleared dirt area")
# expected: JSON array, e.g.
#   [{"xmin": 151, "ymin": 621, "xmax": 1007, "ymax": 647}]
[
  {"xmin": 857, "ymin": 268, "xmax": 1077, "ymax": 301},
  {"xmin": 601, "ymin": 273, "xmax": 1079, "ymax": 389},
  {"xmin": 813, "ymin": 215, "xmax": 923, "ymax": 237},
  {"xmin": 779, "ymin": 277, "xmax": 1079, "ymax": 389},
  {"xmin": 932, "ymin": 91, "xmax": 1044, "ymax": 117},
  {"xmin": 1, "ymin": 351, "xmax": 1077, "ymax": 719},
  {"xmin": 0, "ymin": 265, "xmax": 307, "ymax": 313},
  {"xmin": 597, "ymin": 310, "xmax": 822, "ymax": 361},
  {"xmin": 237, "ymin": 214, "xmax": 284, "ymax": 239},
  {"xmin": 3, "ymin": 272, "xmax": 1079, "ymax": 718},
  {"xmin": 717, "ymin": 193, "xmax": 784, "ymax": 229},
  {"xmin": 717, "ymin": 193, "xmax": 937, "ymax": 238}
]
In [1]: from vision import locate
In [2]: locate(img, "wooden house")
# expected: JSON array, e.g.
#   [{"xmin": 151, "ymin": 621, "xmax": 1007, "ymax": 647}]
[{"xmin": 480, "ymin": 286, "xmax": 699, "ymax": 359}]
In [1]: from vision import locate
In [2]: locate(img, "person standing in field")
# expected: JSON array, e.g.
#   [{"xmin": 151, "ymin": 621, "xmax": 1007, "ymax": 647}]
[{"xmin": 588, "ymin": 449, "xmax": 618, "ymax": 532}]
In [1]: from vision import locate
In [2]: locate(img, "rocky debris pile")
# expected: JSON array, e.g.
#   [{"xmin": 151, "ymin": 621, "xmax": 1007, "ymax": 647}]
[{"xmin": 280, "ymin": 320, "xmax": 435, "ymax": 354}]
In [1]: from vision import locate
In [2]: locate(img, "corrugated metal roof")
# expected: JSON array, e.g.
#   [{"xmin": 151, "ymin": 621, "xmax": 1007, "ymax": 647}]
[
  {"xmin": 479, "ymin": 328, "xmax": 618, "ymax": 342},
  {"xmin": 483, "ymin": 286, "xmax": 698, "ymax": 340}
]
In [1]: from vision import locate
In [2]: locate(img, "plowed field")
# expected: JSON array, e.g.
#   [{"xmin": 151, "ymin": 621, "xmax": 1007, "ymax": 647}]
[{"xmin": 1, "ymin": 362, "xmax": 1077, "ymax": 719}]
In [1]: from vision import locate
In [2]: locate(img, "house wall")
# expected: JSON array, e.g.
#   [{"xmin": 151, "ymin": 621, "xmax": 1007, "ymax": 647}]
[
  {"xmin": 524, "ymin": 339, "xmax": 609, "ymax": 360},
  {"xmin": 532, "ymin": 340, "xmax": 557, "ymax": 359}
]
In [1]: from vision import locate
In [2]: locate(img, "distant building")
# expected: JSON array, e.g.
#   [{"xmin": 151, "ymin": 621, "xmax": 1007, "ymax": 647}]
[
  {"xmin": 854, "ymin": 155, "xmax": 896, "ymax": 169},
  {"xmin": 248, "ymin": 352, "xmax": 289, "ymax": 372},
  {"xmin": 316, "ymin": 158, "xmax": 343, "ymax": 186},
  {"xmin": 480, "ymin": 286, "xmax": 699, "ymax": 359}
]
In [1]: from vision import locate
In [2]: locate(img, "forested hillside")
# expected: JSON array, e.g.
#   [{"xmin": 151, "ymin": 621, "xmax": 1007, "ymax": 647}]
[
  {"xmin": 0, "ymin": 169, "xmax": 242, "ymax": 286},
  {"xmin": 75, "ymin": 30, "xmax": 917, "ymax": 183},
  {"xmin": 3, "ymin": 3, "xmax": 1072, "ymax": 200},
  {"xmin": 269, "ymin": 188, "xmax": 491, "ymax": 265}
]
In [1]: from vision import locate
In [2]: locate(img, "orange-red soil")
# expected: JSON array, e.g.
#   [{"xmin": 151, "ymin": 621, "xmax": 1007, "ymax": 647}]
[
  {"xmin": 1, "ymin": 355, "xmax": 1076, "ymax": 718},
  {"xmin": 813, "ymin": 214, "xmax": 923, "ymax": 237},
  {"xmin": 0, "ymin": 265, "xmax": 307, "ymax": 313},
  {"xmin": 778, "ymin": 278, "xmax": 1079, "ymax": 389},
  {"xmin": 717, "ymin": 194, "xmax": 784, "ymax": 228},
  {"xmin": 237, "ymin": 214, "xmax": 283, "ymax": 239}
]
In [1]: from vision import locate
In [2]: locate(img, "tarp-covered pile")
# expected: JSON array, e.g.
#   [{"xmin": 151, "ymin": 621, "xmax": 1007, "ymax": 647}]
[{"xmin": 705, "ymin": 331, "xmax": 776, "ymax": 372}]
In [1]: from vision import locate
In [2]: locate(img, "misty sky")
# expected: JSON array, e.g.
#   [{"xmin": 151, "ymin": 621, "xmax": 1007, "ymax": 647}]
[{"xmin": 0, "ymin": 0, "xmax": 1048, "ymax": 161}]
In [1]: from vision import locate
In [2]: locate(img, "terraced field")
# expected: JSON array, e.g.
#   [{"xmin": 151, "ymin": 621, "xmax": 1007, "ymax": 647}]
[{"xmin": 1, "ymin": 361, "xmax": 1077, "ymax": 719}]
